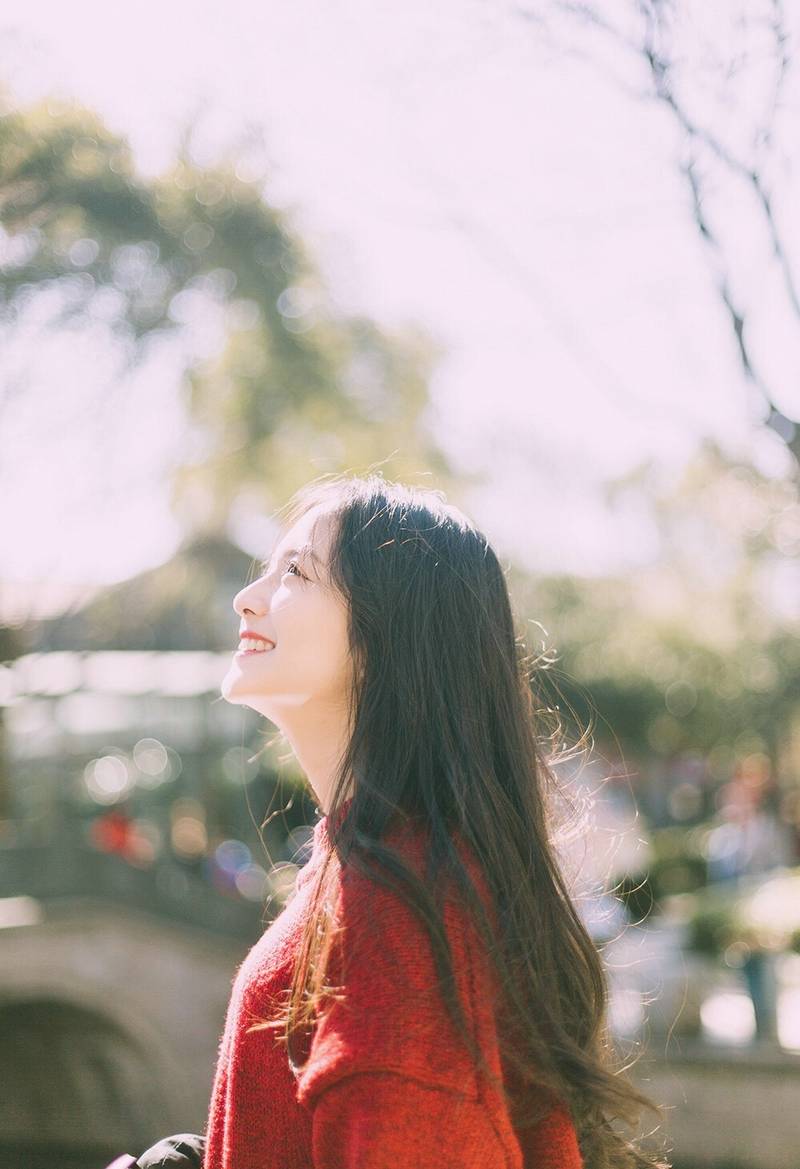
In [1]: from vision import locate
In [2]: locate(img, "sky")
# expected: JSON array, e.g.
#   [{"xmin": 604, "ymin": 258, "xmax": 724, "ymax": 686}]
[{"xmin": 1, "ymin": 0, "xmax": 798, "ymax": 618}]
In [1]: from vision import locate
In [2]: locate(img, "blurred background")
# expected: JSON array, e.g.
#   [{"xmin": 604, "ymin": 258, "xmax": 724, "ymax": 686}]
[{"xmin": 1, "ymin": 2, "xmax": 799, "ymax": 1167}]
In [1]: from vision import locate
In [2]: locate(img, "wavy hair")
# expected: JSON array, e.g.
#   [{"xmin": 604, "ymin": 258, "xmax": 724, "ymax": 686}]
[{"xmin": 246, "ymin": 472, "xmax": 671, "ymax": 1169}]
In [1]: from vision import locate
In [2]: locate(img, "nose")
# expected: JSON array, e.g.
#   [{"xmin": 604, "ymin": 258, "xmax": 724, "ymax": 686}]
[{"xmin": 232, "ymin": 577, "xmax": 269, "ymax": 618}]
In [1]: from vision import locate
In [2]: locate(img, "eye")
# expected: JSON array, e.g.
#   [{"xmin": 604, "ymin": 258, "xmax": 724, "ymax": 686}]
[{"xmin": 283, "ymin": 559, "xmax": 305, "ymax": 580}]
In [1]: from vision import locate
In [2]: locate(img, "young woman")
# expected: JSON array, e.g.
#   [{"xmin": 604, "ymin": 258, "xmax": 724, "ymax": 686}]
[{"xmin": 129, "ymin": 473, "xmax": 672, "ymax": 1169}]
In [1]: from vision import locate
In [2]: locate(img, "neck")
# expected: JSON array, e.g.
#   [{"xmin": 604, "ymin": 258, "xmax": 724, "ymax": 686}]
[{"xmin": 275, "ymin": 702, "xmax": 353, "ymax": 814}]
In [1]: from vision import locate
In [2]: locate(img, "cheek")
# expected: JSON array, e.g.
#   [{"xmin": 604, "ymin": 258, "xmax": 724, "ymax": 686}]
[
  {"xmin": 279, "ymin": 599, "xmax": 351, "ymax": 674},
  {"xmin": 316, "ymin": 615, "xmax": 353, "ymax": 688}
]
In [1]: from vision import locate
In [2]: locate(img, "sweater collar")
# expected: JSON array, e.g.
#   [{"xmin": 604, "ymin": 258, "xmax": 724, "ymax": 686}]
[
  {"xmin": 310, "ymin": 793, "xmax": 353, "ymax": 851},
  {"xmin": 295, "ymin": 796, "xmax": 353, "ymax": 890}
]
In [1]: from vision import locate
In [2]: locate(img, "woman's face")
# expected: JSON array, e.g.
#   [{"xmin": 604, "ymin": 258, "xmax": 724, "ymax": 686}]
[{"xmin": 221, "ymin": 506, "xmax": 353, "ymax": 720}]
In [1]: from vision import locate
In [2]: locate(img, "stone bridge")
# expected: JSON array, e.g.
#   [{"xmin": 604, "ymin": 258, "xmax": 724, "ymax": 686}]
[{"xmin": 0, "ymin": 843, "xmax": 267, "ymax": 1169}]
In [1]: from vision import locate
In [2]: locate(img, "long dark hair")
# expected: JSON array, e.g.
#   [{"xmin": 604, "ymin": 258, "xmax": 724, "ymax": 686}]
[{"xmin": 247, "ymin": 472, "xmax": 671, "ymax": 1169}]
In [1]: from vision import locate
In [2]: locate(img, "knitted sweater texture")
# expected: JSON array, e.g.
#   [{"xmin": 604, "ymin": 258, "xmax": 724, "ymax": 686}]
[{"xmin": 203, "ymin": 806, "xmax": 585, "ymax": 1169}]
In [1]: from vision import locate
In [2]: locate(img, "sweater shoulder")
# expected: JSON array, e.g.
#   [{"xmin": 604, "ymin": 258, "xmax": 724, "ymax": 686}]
[{"xmin": 294, "ymin": 818, "xmax": 501, "ymax": 1109}]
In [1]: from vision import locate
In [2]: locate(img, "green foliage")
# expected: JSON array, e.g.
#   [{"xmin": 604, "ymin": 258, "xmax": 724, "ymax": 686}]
[
  {"xmin": 616, "ymin": 827, "xmax": 707, "ymax": 920},
  {"xmin": 614, "ymin": 870, "xmax": 656, "ymax": 924},
  {"xmin": 684, "ymin": 868, "xmax": 800, "ymax": 958},
  {"xmin": 511, "ymin": 440, "xmax": 800, "ymax": 773},
  {"xmin": 0, "ymin": 92, "xmax": 467, "ymax": 539},
  {"xmin": 686, "ymin": 905, "xmax": 738, "ymax": 958}
]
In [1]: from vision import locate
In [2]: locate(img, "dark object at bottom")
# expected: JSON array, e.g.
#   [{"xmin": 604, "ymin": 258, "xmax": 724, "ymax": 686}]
[{"xmin": 104, "ymin": 1132, "xmax": 205, "ymax": 1169}]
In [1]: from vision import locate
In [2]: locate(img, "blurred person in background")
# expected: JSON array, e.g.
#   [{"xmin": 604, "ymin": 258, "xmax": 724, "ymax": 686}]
[{"xmin": 707, "ymin": 774, "xmax": 796, "ymax": 883}]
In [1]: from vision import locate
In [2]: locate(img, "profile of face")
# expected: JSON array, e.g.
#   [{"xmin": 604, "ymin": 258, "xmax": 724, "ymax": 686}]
[{"xmin": 221, "ymin": 505, "xmax": 354, "ymax": 725}]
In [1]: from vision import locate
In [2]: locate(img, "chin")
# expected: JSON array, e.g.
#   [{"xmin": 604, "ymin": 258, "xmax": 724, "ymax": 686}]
[
  {"xmin": 220, "ymin": 677, "xmax": 267, "ymax": 715},
  {"xmin": 220, "ymin": 673, "xmax": 246, "ymax": 703}
]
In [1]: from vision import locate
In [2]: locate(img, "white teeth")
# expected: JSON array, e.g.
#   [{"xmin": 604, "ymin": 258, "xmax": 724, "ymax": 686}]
[{"xmin": 238, "ymin": 638, "xmax": 271, "ymax": 652}]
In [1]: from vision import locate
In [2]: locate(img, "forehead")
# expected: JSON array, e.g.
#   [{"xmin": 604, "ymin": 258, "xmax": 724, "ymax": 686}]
[{"xmin": 271, "ymin": 505, "xmax": 333, "ymax": 562}]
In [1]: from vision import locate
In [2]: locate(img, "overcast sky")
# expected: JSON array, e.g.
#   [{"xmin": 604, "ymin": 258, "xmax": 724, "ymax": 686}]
[{"xmin": 1, "ymin": 0, "xmax": 797, "ymax": 616}]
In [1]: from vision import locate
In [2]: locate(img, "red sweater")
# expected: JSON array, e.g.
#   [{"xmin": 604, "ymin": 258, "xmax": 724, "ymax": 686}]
[{"xmin": 203, "ymin": 805, "xmax": 584, "ymax": 1169}]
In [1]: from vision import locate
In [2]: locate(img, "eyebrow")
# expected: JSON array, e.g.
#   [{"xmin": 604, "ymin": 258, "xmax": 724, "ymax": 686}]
[{"xmin": 261, "ymin": 542, "xmax": 322, "ymax": 574}]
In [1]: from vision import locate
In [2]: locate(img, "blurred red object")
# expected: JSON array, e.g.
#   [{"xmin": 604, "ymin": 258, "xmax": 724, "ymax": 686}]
[{"xmin": 89, "ymin": 809, "xmax": 134, "ymax": 855}]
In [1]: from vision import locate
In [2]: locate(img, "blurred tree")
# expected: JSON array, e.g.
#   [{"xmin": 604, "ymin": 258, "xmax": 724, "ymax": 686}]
[
  {"xmin": 522, "ymin": 0, "xmax": 800, "ymax": 468},
  {"xmin": 632, "ymin": 0, "xmax": 800, "ymax": 465},
  {"xmin": 511, "ymin": 438, "xmax": 800, "ymax": 791},
  {"xmin": 0, "ymin": 90, "xmax": 470, "ymax": 540},
  {"xmin": 0, "ymin": 89, "xmax": 475, "ymax": 805}
]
